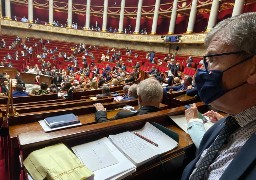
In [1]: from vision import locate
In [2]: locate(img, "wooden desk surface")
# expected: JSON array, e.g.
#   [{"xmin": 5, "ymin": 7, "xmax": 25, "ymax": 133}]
[
  {"xmin": 8, "ymin": 98, "xmax": 140, "ymax": 126},
  {"xmin": 18, "ymin": 108, "xmax": 195, "ymax": 180},
  {"xmin": 15, "ymin": 103, "xmax": 211, "ymax": 180},
  {"xmin": 10, "ymin": 103, "xmax": 170, "ymax": 140},
  {"xmin": 174, "ymin": 94, "xmax": 197, "ymax": 102},
  {"xmin": 9, "ymin": 108, "xmax": 119, "ymax": 139},
  {"xmin": 17, "ymin": 105, "xmax": 190, "ymax": 148}
]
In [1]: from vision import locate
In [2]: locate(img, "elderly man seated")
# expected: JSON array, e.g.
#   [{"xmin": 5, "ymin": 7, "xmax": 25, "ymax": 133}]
[
  {"xmin": 94, "ymin": 78, "xmax": 163, "ymax": 123},
  {"xmin": 96, "ymin": 85, "xmax": 111, "ymax": 99},
  {"xmin": 122, "ymin": 84, "xmax": 138, "ymax": 101},
  {"xmin": 165, "ymin": 75, "xmax": 192, "ymax": 92},
  {"xmin": 182, "ymin": 12, "xmax": 256, "ymax": 180}
]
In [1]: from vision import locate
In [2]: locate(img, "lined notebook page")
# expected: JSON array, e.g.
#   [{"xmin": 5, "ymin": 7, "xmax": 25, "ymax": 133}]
[
  {"xmin": 72, "ymin": 139, "xmax": 118, "ymax": 171},
  {"xmin": 134, "ymin": 122, "xmax": 178, "ymax": 154},
  {"xmin": 72, "ymin": 137, "xmax": 136, "ymax": 180},
  {"xmin": 109, "ymin": 131, "xmax": 158, "ymax": 166}
]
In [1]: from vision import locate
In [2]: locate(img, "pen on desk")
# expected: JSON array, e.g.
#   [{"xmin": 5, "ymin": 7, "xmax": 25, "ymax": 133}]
[{"xmin": 134, "ymin": 132, "xmax": 158, "ymax": 147}]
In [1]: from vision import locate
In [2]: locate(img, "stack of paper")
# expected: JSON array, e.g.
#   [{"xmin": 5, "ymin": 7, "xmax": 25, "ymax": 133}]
[{"xmin": 24, "ymin": 143, "xmax": 94, "ymax": 180}]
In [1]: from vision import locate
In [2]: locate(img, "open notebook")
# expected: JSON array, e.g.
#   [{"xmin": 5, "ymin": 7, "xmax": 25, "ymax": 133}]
[{"xmin": 72, "ymin": 122, "xmax": 178, "ymax": 180}]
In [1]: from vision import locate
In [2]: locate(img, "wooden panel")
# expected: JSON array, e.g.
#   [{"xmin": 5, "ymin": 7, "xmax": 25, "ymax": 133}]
[{"xmin": 20, "ymin": 73, "xmax": 52, "ymax": 86}]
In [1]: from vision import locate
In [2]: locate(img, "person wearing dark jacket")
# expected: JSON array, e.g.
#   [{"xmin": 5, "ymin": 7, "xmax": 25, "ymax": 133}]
[
  {"xmin": 182, "ymin": 13, "xmax": 256, "ymax": 180},
  {"xmin": 94, "ymin": 78, "xmax": 163, "ymax": 123},
  {"xmin": 12, "ymin": 84, "xmax": 29, "ymax": 97}
]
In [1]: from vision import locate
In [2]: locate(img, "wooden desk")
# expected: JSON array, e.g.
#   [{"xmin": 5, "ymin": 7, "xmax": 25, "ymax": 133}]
[
  {"xmin": 8, "ymin": 99, "xmax": 139, "ymax": 125},
  {"xmin": 173, "ymin": 94, "xmax": 200, "ymax": 106},
  {"xmin": 20, "ymin": 73, "xmax": 52, "ymax": 86},
  {"xmin": 17, "ymin": 106, "xmax": 197, "ymax": 180},
  {"xmin": 9, "ymin": 102, "xmax": 205, "ymax": 180},
  {"xmin": 0, "ymin": 93, "xmax": 58, "ymax": 104},
  {"xmin": 13, "ymin": 97, "xmax": 114, "ymax": 114},
  {"xmin": 73, "ymin": 85, "xmax": 124, "ymax": 99},
  {"xmin": 12, "ymin": 97, "xmax": 113, "ymax": 108},
  {"xmin": 0, "ymin": 67, "xmax": 17, "ymax": 78}
]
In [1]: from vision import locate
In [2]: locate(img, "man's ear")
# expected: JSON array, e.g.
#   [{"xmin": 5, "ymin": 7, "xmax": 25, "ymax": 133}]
[{"xmin": 247, "ymin": 56, "xmax": 256, "ymax": 84}]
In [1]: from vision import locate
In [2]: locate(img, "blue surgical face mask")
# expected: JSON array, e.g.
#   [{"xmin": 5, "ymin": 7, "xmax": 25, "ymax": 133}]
[{"xmin": 195, "ymin": 55, "xmax": 253, "ymax": 104}]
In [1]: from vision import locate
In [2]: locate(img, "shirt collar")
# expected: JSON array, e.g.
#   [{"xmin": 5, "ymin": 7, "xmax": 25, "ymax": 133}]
[{"xmin": 233, "ymin": 106, "xmax": 256, "ymax": 127}]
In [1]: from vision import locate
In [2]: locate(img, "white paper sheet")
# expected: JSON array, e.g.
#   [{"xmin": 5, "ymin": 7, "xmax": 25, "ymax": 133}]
[
  {"xmin": 72, "ymin": 139, "xmax": 118, "ymax": 171},
  {"xmin": 109, "ymin": 131, "xmax": 159, "ymax": 166},
  {"xmin": 134, "ymin": 122, "xmax": 178, "ymax": 154},
  {"xmin": 169, "ymin": 115, "xmax": 213, "ymax": 133},
  {"xmin": 72, "ymin": 137, "xmax": 136, "ymax": 180}
]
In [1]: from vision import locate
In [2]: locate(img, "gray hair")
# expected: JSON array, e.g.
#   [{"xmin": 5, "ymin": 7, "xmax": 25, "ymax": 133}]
[
  {"xmin": 137, "ymin": 78, "xmax": 163, "ymax": 104},
  {"xmin": 205, "ymin": 12, "xmax": 256, "ymax": 54},
  {"xmin": 123, "ymin": 85, "xmax": 130, "ymax": 92},
  {"xmin": 128, "ymin": 84, "xmax": 138, "ymax": 98},
  {"xmin": 102, "ymin": 85, "xmax": 110, "ymax": 94}
]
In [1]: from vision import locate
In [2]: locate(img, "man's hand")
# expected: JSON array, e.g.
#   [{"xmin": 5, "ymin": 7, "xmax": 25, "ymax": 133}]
[
  {"xmin": 185, "ymin": 103, "xmax": 198, "ymax": 122},
  {"xmin": 187, "ymin": 85, "xmax": 193, "ymax": 90},
  {"xmin": 94, "ymin": 103, "xmax": 106, "ymax": 111},
  {"xmin": 203, "ymin": 110, "xmax": 224, "ymax": 123}
]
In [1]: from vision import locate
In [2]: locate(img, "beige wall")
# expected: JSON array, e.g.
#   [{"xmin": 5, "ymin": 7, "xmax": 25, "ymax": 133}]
[{"xmin": 2, "ymin": 26, "xmax": 206, "ymax": 56}]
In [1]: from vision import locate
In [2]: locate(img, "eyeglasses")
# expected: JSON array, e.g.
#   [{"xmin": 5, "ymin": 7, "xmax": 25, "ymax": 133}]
[{"xmin": 203, "ymin": 51, "xmax": 243, "ymax": 72}]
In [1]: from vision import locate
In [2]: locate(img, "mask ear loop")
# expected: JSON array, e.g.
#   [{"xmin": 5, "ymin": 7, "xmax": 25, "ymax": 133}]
[{"xmin": 223, "ymin": 55, "xmax": 254, "ymax": 94}]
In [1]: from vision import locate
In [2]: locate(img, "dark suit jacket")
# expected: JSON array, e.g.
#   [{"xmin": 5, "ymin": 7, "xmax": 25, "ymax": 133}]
[
  {"xmin": 95, "ymin": 106, "xmax": 160, "ymax": 123},
  {"xmin": 52, "ymin": 76, "xmax": 62, "ymax": 86},
  {"xmin": 186, "ymin": 87, "xmax": 198, "ymax": 97},
  {"xmin": 1, "ymin": 85, "xmax": 8, "ymax": 95},
  {"xmin": 182, "ymin": 117, "xmax": 256, "ymax": 180}
]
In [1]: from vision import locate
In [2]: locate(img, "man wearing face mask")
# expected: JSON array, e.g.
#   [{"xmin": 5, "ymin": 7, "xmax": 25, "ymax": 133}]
[
  {"xmin": 93, "ymin": 78, "xmax": 163, "ymax": 123},
  {"xmin": 182, "ymin": 12, "xmax": 256, "ymax": 180}
]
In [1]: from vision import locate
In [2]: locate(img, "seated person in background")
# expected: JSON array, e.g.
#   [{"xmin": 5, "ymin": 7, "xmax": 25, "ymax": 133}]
[
  {"xmin": 94, "ymin": 78, "xmax": 163, "ymax": 123},
  {"xmin": 36, "ymin": 82, "xmax": 50, "ymax": 95},
  {"xmin": 21, "ymin": 16, "xmax": 28, "ymax": 22},
  {"xmin": 15, "ymin": 71, "xmax": 25, "ymax": 87},
  {"xmin": 96, "ymin": 85, "xmax": 111, "ymax": 99},
  {"xmin": 186, "ymin": 75, "xmax": 198, "ymax": 97},
  {"xmin": 123, "ymin": 84, "xmax": 138, "ymax": 101},
  {"xmin": 135, "ymin": 62, "xmax": 140, "ymax": 69},
  {"xmin": 122, "ymin": 85, "xmax": 130, "ymax": 99},
  {"xmin": 186, "ymin": 56, "xmax": 193, "ymax": 67},
  {"xmin": 98, "ymin": 76, "xmax": 106, "ymax": 88},
  {"xmin": 155, "ymin": 73, "xmax": 164, "ymax": 84},
  {"xmin": 12, "ymin": 84, "xmax": 29, "ymax": 97},
  {"xmin": 173, "ymin": 77, "xmax": 181, "ymax": 86},
  {"xmin": 49, "ymin": 84, "xmax": 58, "ymax": 93},
  {"xmin": 125, "ymin": 73, "xmax": 135, "ymax": 84},
  {"xmin": 185, "ymin": 103, "xmax": 224, "ymax": 148},
  {"xmin": 1, "ymin": 79, "xmax": 9, "ymax": 95},
  {"xmin": 114, "ymin": 84, "xmax": 136, "ymax": 102},
  {"xmin": 90, "ymin": 80, "xmax": 98, "ymax": 90},
  {"xmin": 62, "ymin": 82, "xmax": 74, "ymax": 100},
  {"xmin": 148, "ymin": 66, "xmax": 157, "ymax": 75},
  {"xmin": 165, "ymin": 75, "xmax": 192, "ymax": 92},
  {"xmin": 111, "ymin": 78, "xmax": 119, "ymax": 86}
]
